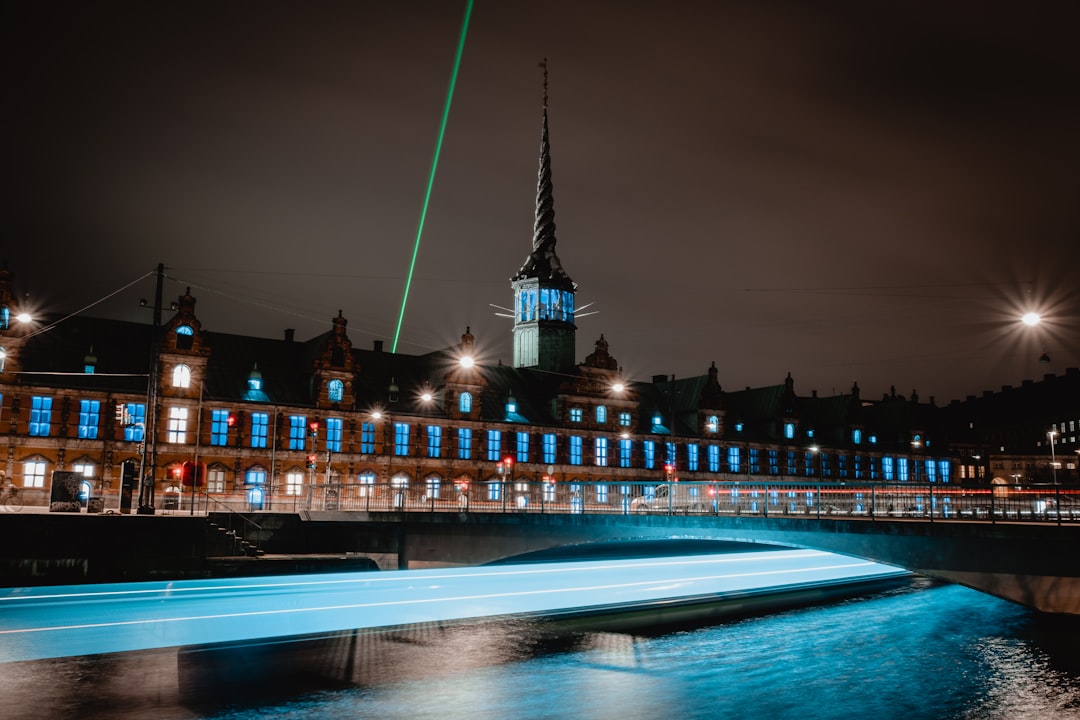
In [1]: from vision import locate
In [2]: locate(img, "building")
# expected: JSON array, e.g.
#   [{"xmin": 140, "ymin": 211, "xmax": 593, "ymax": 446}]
[{"xmin": 0, "ymin": 99, "xmax": 974, "ymax": 514}]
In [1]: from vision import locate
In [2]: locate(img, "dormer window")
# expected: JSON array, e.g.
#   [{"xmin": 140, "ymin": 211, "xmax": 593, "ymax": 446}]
[
  {"xmin": 652, "ymin": 413, "xmax": 662, "ymax": 426},
  {"xmin": 506, "ymin": 395, "xmax": 517, "ymax": 414},
  {"xmin": 570, "ymin": 407, "xmax": 583, "ymax": 423},
  {"xmin": 248, "ymin": 375, "xmax": 262, "ymax": 392},
  {"xmin": 853, "ymin": 428, "xmax": 862, "ymax": 444},
  {"xmin": 707, "ymin": 415, "xmax": 719, "ymax": 433},
  {"xmin": 784, "ymin": 422, "xmax": 795, "ymax": 440},
  {"xmin": 459, "ymin": 391, "xmax": 473, "ymax": 414},
  {"xmin": 595, "ymin": 405, "xmax": 607, "ymax": 424},
  {"xmin": 172, "ymin": 363, "xmax": 191, "ymax": 388},
  {"xmin": 175, "ymin": 324, "xmax": 194, "ymax": 350},
  {"xmin": 328, "ymin": 379, "xmax": 344, "ymax": 402}
]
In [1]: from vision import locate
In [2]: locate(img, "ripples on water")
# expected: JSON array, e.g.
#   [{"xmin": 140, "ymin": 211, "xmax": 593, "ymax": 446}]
[
  {"xmin": 200, "ymin": 580, "xmax": 1080, "ymax": 720},
  {"xmin": 6, "ymin": 579, "xmax": 1080, "ymax": 720}
]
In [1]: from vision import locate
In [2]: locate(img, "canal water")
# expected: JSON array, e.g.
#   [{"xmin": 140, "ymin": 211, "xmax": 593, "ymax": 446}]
[{"xmin": 6, "ymin": 574, "xmax": 1080, "ymax": 719}]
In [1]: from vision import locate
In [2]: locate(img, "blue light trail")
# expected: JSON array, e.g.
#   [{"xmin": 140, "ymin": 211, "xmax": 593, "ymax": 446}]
[{"xmin": 0, "ymin": 550, "xmax": 907, "ymax": 663}]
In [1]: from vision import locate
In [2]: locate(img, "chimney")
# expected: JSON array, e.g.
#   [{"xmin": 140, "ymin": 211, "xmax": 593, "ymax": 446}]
[
  {"xmin": 284, "ymin": 328, "xmax": 295, "ymax": 343},
  {"xmin": 374, "ymin": 340, "xmax": 384, "ymax": 353}
]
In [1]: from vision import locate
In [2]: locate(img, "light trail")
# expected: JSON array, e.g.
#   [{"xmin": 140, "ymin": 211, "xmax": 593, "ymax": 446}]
[
  {"xmin": 391, "ymin": 0, "xmax": 474, "ymax": 353},
  {"xmin": 0, "ymin": 551, "xmax": 907, "ymax": 663}
]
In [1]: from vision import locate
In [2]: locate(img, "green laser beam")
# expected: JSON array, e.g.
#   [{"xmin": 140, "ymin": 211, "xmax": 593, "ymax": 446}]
[{"xmin": 392, "ymin": 0, "xmax": 474, "ymax": 354}]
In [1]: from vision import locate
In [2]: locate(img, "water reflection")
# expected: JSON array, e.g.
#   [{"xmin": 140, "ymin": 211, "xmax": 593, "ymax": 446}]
[{"xmin": 4, "ymin": 580, "xmax": 1080, "ymax": 720}]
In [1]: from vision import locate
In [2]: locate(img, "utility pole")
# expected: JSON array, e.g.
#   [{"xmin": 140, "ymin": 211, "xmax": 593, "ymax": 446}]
[{"xmin": 138, "ymin": 263, "xmax": 164, "ymax": 514}]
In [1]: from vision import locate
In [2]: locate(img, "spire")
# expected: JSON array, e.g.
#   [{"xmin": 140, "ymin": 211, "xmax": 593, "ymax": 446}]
[{"xmin": 513, "ymin": 58, "xmax": 573, "ymax": 288}]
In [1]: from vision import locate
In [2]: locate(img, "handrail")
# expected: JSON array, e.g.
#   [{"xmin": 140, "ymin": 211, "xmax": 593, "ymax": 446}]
[{"xmin": 203, "ymin": 493, "xmax": 263, "ymax": 556}]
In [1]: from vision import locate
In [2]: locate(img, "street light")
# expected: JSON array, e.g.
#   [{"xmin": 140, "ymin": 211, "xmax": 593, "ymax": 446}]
[{"xmin": 1048, "ymin": 430, "xmax": 1059, "ymax": 485}]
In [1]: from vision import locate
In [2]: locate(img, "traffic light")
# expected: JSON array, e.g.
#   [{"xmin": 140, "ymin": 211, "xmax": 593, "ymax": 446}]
[
  {"xmin": 309, "ymin": 421, "xmax": 319, "ymax": 438},
  {"xmin": 306, "ymin": 454, "xmax": 317, "ymax": 469}
]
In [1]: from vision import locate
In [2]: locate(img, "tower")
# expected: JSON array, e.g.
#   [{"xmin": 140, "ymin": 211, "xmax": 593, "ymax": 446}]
[{"xmin": 511, "ymin": 61, "xmax": 577, "ymax": 372}]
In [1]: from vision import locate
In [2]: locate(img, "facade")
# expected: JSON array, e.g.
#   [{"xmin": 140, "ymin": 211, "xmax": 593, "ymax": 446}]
[{"xmin": 6, "ymin": 98, "xmax": 1069, "ymax": 514}]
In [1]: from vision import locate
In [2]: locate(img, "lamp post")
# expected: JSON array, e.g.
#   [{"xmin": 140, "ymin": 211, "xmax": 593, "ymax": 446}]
[{"xmin": 1049, "ymin": 430, "xmax": 1062, "ymax": 526}]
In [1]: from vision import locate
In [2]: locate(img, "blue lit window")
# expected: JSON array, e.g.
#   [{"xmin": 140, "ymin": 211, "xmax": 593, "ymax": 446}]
[
  {"xmin": 643, "ymin": 440, "xmax": 656, "ymax": 470},
  {"xmin": 542, "ymin": 433, "xmax": 556, "ymax": 464},
  {"xmin": 735, "ymin": 422, "xmax": 744, "ymax": 432},
  {"xmin": 210, "ymin": 409, "xmax": 231, "ymax": 446},
  {"xmin": 0, "ymin": 307, "xmax": 7, "ymax": 329},
  {"xmin": 124, "ymin": 404, "xmax": 146, "ymax": 442},
  {"xmin": 458, "ymin": 428, "xmax": 472, "ymax": 460},
  {"xmin": 883, "ymin": 456, "xmax": 895, "ymax": 481},
  {"xmin": 358, "ymin": 471, "xmax": 376, "ymax": 497},
  {"xmin": 487, "ymin": 480, "xmax": 501, "ymax": 502},
  {"xmin": 938, "ymin": 460, "xmax": 950, "ymax": 483},
  {"xmin": 245, "ymin": 468, "xmax": 267, "ymax": 485},
  {"xmin": 570, "ymin": 407, "xmax": 583, "ymax": 423},
  {"xmin": 838, "ymin": 454, "xmax": 848, "ymax": 479},
  {"xmin": 486, "ymin": 429, "xmax": 501, "ymax": 461},
  {"xmin": 361, "ymin": 422, "xmax": 375, "ymax": 454},
  {"xmin": 569, "ymin": 436, "xmax": 583, "ymax": 465},
  {"xmin": 328, "ymin": 379, "xmax": 344, "ymax": 402},
  {"xmin": 687, "ymin": 443, "xmax": 699, "ymax": 472},
  {"xmin": 596, "ymin": 406, "xmax": 607, "ymax": 424},
  {"xmin": 728, "ymin": 447, "xmax": 741, "ymax": 473},
  {"xmin": 786, "ymin": 451, "xmax": 797, "ymax": 475},
  {"xmin": 708, "ymin": 445, "xmax": 720, "ymax": 472},
  {"xmin": 172, "ymin": 364, "xmax": 191, "ymax": 388},
  {"xmin": 706, "ymin": 415, "xmax": 719, "ymax": 433},
  {"xmin": 806, "ymin": 429, "xmax": 814, "ymax": 438},
  {"xmin": 596, "ymin": 484, "xmax": 609, "ymax": 504},
  {"xmin": 29, "ymin": 396, "xmax": 52, "ymax": 437},
  {"xmin": 395, "ymin": 423, "xmax": 411, "ymax": 456},
  {"xmin": 784, "ymin": 422, "xmax": 795, "ymax": 440},
  {"xmin": 767, "ymin": 448, "xmax": 778, "ymax": 475},
  {"xmin": 898, "ymin": 457, "xmax": 909, "ymax": 482},
  {"xmin": 805, "ymin": 452, "xmax": 816, "ymax": 477},
  {"xmin": 925, "ymin": 460, "xmax": 936, "ymax": 482},
  {"xmin": 853, "ymin": 428, "xmax": 862, "ymax": 444},
  {"xmin": 459, "ymin": 392, "xmax": 472, "ymax": 414},
  {"xmin": 595, "ymin": 437, "xmax": 608, "ymax": 467},
  {"xmin": 854, "ymin": 455, "xmax": 863, "ymax": 479},
  {"xmin": 619, "ymin": 412, "xmax": 631, "ymax": 427},
  {"xmin": 619, "ymin": 438, "xmax": 633, "ymax": 468},
  {"xmin": 749, "ymin": 447, "xmax": 760, "ymax": 474},
  {"xmin": 326, "ymin": 417, "xmax": 343, "ymax": 452},
  {"xmin": 516, "ymin": 431, "xmax": 529, "ymax": 463},
  {"xmin": 250, "ymin": 412, "xmax": 268, "ymax": 449},
  {"xmin": 288, "ymin": 416, "xmax": 307, "ymax": 450},
  {"xmin": 78, "ymin": 399, "xmax": 100, "ymax": 439},
  {"xmin": 819, "ymin": 453, "xmax": 829, "ymax": 478},
  {"xmin": 427, "ymin": 425, "xmax": 442, "ymax": 458},
  {"xmin": 176, "ymin": 325, "xmax": 193, "ymax": 336},
  {"xmin": 869, "ymin": 435, "xmax": 878, "ymax": 444},
  {"xmin": 665, "ymin": 442, "xmax": 675, "ymax": 466},
  {"xmin": 652, "ymin": 414, "xmax": 663, "ymax": 427},
  {"xmin": 506, "ymin": 396, "xmax": 517, "ymax": 414}
]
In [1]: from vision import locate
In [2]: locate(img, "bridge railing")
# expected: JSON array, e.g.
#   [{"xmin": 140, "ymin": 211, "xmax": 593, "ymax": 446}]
[{"xmin": 295, "ymin": 480, "xmax": 1079, "ymax": 524}]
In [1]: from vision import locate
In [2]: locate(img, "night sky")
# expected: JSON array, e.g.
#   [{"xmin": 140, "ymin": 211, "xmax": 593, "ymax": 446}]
[{"xmin": 4, "ymin": 1, "xmax": 1079, "ymax": 405}]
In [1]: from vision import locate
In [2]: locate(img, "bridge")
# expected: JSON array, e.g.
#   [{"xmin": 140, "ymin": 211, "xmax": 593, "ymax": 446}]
[{"xmin": 245, "ymin": 479, "xmax": 1080, "ymax": 615}]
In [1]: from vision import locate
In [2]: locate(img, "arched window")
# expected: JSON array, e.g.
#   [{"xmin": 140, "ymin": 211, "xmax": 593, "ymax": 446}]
[
  {"xmin": 172, "ymin": 364, "xmax": 191, "ymax": 388},
  {"xmin": 328, "ymin": 379, "xmax": 344, "ymax": 402},
  {"xmin": 175, "ymin": 324, "xmax": 194, "ymax": 350},
  {"xmin": 784, "ymin": 422, "xmax": 795, "ymax": 440},
  {"xmin": 707, "ymin": 415, "xmax": 719, "ymax": 433},
  {"xmin": 459, "ymin": 392, "xmax": 473, "ymax": 414},
  {"xmin": 595, "ymin": 405, "xmax": 607, "ymax": 424},
  {"xmin": 853, "ymin": 428, "xmax": 862, "ymax": 444}
]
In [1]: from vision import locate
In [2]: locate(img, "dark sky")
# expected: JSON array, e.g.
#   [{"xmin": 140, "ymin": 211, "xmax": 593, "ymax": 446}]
[{"xmin": 4, "ymin": 1, "xmax": 1079, "ymax": 405}]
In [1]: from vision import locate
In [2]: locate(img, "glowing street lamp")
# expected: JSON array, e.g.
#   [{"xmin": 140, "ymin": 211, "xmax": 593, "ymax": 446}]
[{"xmin": 1021, "ymin": 312, "xmax": 1041, "ymax": 327}]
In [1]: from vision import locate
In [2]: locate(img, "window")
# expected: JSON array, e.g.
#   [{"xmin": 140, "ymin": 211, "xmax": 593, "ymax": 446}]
[
  {"xmin": 542, "ymin": 433, "xmax": 556, "ymax": 464},
  {"xmin": 898, "ymin": 457, "xmax": 909, "ymax": 482},
  {"xmin": 172, "ymin": 364, "xmax": 191, "ymax": 388},
  {"xmin": 427, "ymin": 425, "xmax": 442, "ymax": 458},
  {"xmin": 570, "ymin": 407, "xmax": 582, "ymax": 423},
  {"xmin": 516, "ymin": 431, "xmax": 530, "ymax": 463},
  {"xmin": 211, "ymin": 409, "xmax": 231, "ymax": 446},
  {"xmin": 358, "ymin": 471, "xmax": 376, "ymax": 497},
  {"xmin": 735, "ymin": 422, "xmax": 744, "ymax": 432},
  {"xmin": 251, "ymin": 412, "xmax": 269, "ymax": 449},
  {"xmin": 853, "ymin": 428, "xmax": 862, "ymax": 444},
  {"xmin": 728, "ymin": 447, "xmax": 741, "ymax": 473},
  {"xmin": 938, "ymin": 460, "xmax": 951, "ymax": 483},
  {"xmin": 925, "ymin": 460, "xmax": 937, "ymax": 483},
  {"xmin": 289, "ymin": 416, "xmax": 307, "ymax": 450},
  {"xmin": 708, "ymin": 445, "xmax": 720, "ymax": 472},
  {"xmin": 123, "ymin": 404, "xmax": 146, "ymax": 442},
  {"xmin": 883, "ymin": 456, "xmax": 895, "ymax": 481},
  {"xmin": 569, "ymin": 436, "xmax": 583, "ymax": 465},
  {"xmin": 687, "ymin": 443, "xmax": 699, "ymax": 472},
  {"xmin": 619, "ymin": 412, "xmax": 631, "ymax": 427},
  {"xmin": 395, "ymin": 423, "xmax": 411, "ymax": 456},
  {"xmin": 787, "ymin": 451, "xmax": 797, "ymax": 475},
  {"xmin": 175, "ymin": 325, "xmax": 194, "ymax": 350},
  {"xmin": 486, "ymin": 429, "xmax": 501, "ymax": 461},
  {"xmin": 167, "ymin": 406, "xmax": 188, "ymax": 443},
  {"xmin": 426, "ymin": 476, "xmax": 441, "ymax": 499},
  {"xmin": 285, "ymin": 471, "xmax": 304, "ymax": 496},
  {"xmin": 706, "ymin": 415, "xmax": 719, "ymax": 433},
  {"xmin": 749, "ymin": 447, "xmax": 760, "ymax": 474},
  {"xmin": 596, "ymin": 484, "xmax": 609, "ymax": 504},
  {"xmin": 643, "ymin": 440, "xmax": 656, "ymax": 470},
  {"xmin": 458, "ymin": 428, "xmax": 472, "ymax": 460},
  {"xmin": 0, "ymin": 347, "xmax": 5, "ymax": 372},
  {"xmin": 595, "ymin": 437, "xmax": 608, "ymax": 467},
  {"xmin": 487, "ymin": 480, "xmax": 501, "ymax": 502},
  {"xmin": 328, "ymin": 379, "xmax": 344, "ymax": 402},
  {"xmin": 505, "ymin": 396, "xmax": 517, "ymax": 414},
  {"xmin": 768, "ymin": 449, "xmax": 778, "ymax": 475},
  {"xmin": 619, "ymin": 438, "xmax": 633, "ymax": 468},
  {"xmin": 78, "ymin": 399, "xmax": 100, "ymax": 439},
  {"xmin": 326, "ymin": 417, "xmax": 343, "ymax": 452},
  {"xmin": 245, "ymin": 468, "xmax": 267, "ymax": 485},
  {"xmin": 29, "ymin": 396, "xmax": 52, "ymax": 437},
  {"xmin": 207, "ymin": 467, "xmax": 226, "ymax": 493},
  {"xmin": 665, "ymin": 442, "xmax": 676, "ymax": 466},
  {"xmin": 459, "ymin": 392, "xmax": 473, "ymax": 414},
  {"xmin": 596, "ymin": 406, "xmax": 607, "ymax": 424},
  {"xmin": 23, "ymin": 460, "xmax": 46, "ymax": 488},
  {"xmin": 73, "ymin": 462, "xmax": 94, "ymax": 483},
  {"xmin": 784, "ymin": 422, "xmax": 795, "ymax": 440},
  {"xmin": 361, "ymin": 422, "xmax": 375, "ymax": 454}
]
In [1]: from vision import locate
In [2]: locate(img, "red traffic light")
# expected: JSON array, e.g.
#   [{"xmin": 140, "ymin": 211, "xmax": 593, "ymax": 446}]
[
  {"xmin": 503, "ymin": 456, "xmax": 514, "ymax": 466},
  {"xmin": 306, "ymin": 454, "xmax": 317, "ymax": 469},
  {"xmin": 227, "ymin": 414, "xmax": 237, "ymax": 427}
]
